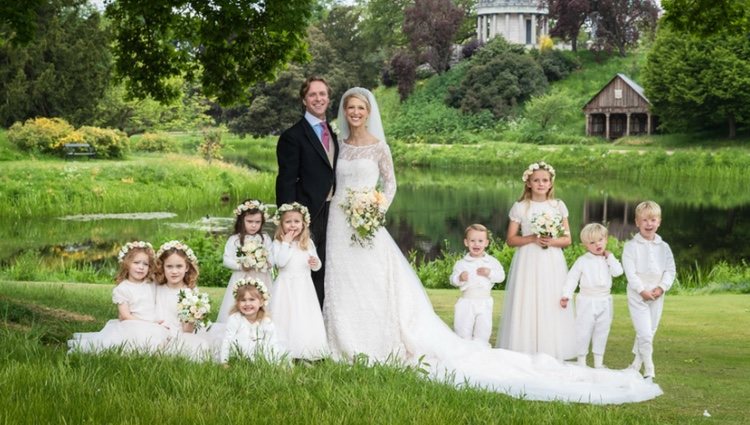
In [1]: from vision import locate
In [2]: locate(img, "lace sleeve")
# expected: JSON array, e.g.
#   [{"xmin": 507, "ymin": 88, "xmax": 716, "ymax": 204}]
[{"xmin": 377, "ymin": 143, "xmax": 397, "ymax": 207}]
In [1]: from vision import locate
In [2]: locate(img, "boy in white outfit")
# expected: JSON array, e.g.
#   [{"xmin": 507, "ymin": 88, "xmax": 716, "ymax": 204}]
[
  {"xmin": 622, "ymin": 201, "xmax": 676, "ymax": 379},
  {"xmin": 450, "ymin": 224, "xmax": 505, "ymax": 346},
  {"xmin": 560, "ymin": 223, "xmax": 623, "ymax": 369}
]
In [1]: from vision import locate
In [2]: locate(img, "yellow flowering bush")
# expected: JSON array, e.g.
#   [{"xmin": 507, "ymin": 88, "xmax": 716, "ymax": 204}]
[
  {"xmin": 77, "ymin": 126, "xmax": 128, "ymax": 159},
  {"xmin": 7, "ymin": 117, "xmax": 74, "ymax": 153},
  {"xmin": 130, "ymin": 132, "xmax": 178, "ymax": 153}
]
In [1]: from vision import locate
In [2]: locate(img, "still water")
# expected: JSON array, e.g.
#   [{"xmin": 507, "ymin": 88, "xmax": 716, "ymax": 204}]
[{"xmin": 1, "ymin": 169, "xmax": 748, "ymax": 272}]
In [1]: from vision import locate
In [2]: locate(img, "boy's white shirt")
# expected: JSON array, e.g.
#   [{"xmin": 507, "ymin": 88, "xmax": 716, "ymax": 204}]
[
  {"xmin": 450, "ymin": 253, "xmax": 505, "ymax": 293},
  {"xmin": 562, "ymin": 252, "xmax": 623, "ymax": 299},
  {"xmin": 622, "ymin": 233, "xmax": 676, "ymax": 294}
]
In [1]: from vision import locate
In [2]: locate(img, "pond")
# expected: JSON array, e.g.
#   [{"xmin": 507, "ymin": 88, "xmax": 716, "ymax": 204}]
[{"xmin": 1, "ymin": 168, "xmax": 748, "ymax": 274}]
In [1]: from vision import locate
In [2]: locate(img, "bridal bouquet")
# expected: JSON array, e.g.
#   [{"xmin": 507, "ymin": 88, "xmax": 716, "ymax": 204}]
[
  {"xmin": 236, "ymin": 238, "xmax": 270, "ymax": 272},
  {"xmin": 177, "ymin": 288, "xmax": 212, "ymax": 332},
  {"xmin": 530, "ymin": 211, "xmax": 566, "ymax": 249},
  {"xmin": 340, "ymin": 187, "xmax": 388, "ymax": 248}
]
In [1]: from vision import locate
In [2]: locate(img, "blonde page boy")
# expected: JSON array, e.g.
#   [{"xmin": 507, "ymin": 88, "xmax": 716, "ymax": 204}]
[
  {"xmin": 622, "ymin": 201, "xmax": 676, "ymax": 379},
  {"xmin": 561, "ymin": 223, "xmax": 623, "ymax": 368},
  {"xmin": 450, "ymin": 224, "xmax": 505, "ymax": 346}
]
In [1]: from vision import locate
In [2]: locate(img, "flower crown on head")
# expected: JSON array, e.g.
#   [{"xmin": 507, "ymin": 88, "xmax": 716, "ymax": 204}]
[
  {"xmin": 117, "ymin": 241, "xmax": 153, "ymax": 263},
  {"xmin": 522, "ymin": 161, "xmax": 556, "ymax": 183},
  {"xmin": 156, "ymin": 240, "xmax": 198, "ymax": 265},
  {"xmin": 232, "ymin": 277, "xmax": 270, "ymax": 305},
  {"xmin": 234, "ymin": 199, "xmax": 273, "ymax": 220},
  {"xmin": 273, "ymin": 202, "xmax": 311, "ymax": 227}
]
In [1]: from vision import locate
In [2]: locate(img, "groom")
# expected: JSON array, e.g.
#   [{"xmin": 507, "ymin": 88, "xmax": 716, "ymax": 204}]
[{"xmin": 275, "ymin": 76, "xmax": 339, "ymax": 309}]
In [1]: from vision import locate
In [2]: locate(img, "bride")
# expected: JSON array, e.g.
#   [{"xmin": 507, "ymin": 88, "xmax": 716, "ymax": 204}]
[{"xmin": 323, "ymin": 87, "xmax": 662, "ymax": 404}]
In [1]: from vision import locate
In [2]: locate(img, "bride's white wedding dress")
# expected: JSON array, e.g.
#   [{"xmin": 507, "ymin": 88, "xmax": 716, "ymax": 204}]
[{"xmin": 323, "ymin": 134, "xmax": 662, "ymax": 404}]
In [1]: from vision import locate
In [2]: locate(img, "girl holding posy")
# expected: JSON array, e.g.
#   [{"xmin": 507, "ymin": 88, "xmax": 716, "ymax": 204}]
[
  {"xmin": 496, "ymin": 162, "xmax": 576, "ymax": 361},
  {"xmin": 217, "ymin": 199, "xmax": 273, "ymax": 323}
]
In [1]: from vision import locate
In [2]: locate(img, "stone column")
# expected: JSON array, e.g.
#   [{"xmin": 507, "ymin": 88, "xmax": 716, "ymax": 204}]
[
  {"xmin": 647, "ymin": 113, "xmax": 652, "ymax": 135},
  {"xmin": 491, "ymin": 14, "xmax": 497, "ymax": 39},
  {"xmin": 531, "ymin": 14, "xmax": 537, "ymax": 46},
  {"xmin": 477, "ymin": 16, "xmax": 481, "ymax": 42}
]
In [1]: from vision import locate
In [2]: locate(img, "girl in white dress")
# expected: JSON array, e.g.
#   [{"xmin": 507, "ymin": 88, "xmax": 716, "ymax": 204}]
[
  {"xmin": 268, "ymin": 203, "xmax": 329, "ymax": 360},
  {"xmin": 219, "ymin": 277, "xmax": 285, "ymax": 364},
  {"xmin": 217, "ymin": 199, "xmax": 273, "ymax": 323},
  {"xmin": 322, "ymin": 87, "xmax": 661, "ymax": 404},
  {"xmin": 497, "ymin": 162, "xmax": 576, "ymax": 361},
  {"xmin": 68, "ymin": 241, "xmax": 169, "ymax": 353},
  {"xmin": 154, "ymin": 240, "xmax": 213, "ymax": 360}
]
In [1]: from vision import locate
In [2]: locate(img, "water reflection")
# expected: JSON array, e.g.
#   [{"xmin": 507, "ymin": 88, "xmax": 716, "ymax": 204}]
[{"xmin": 1, "ymin": 169, "xmax": 747, "ymax": 273}]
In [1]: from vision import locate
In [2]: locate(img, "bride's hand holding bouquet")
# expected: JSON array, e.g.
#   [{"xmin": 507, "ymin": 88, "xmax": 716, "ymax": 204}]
[{"xmin": 341, "ymin": 187, "xmax": 388, "ymax": 248}]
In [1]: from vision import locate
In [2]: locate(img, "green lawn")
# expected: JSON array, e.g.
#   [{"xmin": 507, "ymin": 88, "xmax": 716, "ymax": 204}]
[{"xmin": 1, "ymin": 281, "xmax": 747, "ymax": 424}]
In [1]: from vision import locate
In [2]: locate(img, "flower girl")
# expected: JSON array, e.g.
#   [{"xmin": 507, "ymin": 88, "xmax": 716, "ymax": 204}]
[
  {"xmin": 217, "ymin": 199, "xmax": 273, "ymax": 323},
  {"xmin": 496, "ymin": 162, "xmax": 576, "ymax": 360},
  {"xmin": 219, "ymin": 277, "xmax": 285, "ymax": 364},
  {"xmin": 154, "ymin": 240, "xmax": 213, "ymax": 360},
  {"xmin": 269, "ymin": 202, "xmax": 329, "ymax": 360},
  {"xmin": 68, "ymin": 241, "xmax": 169, "ymax": 353}
]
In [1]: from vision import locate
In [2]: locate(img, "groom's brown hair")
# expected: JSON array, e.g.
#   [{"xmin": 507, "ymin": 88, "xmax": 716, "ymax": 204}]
[{"xmin": 299, "ymin": 76, "xmax": 331, "ymax": 99}]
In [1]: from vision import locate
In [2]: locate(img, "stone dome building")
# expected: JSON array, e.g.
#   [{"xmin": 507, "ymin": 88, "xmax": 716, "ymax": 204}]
[{"xmin": 476, "ymin": 0, "xmax": 549, "ymax": 47}]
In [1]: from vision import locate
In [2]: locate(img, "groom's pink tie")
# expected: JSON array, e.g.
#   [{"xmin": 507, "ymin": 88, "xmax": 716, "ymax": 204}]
[{"xmin": 320, "ymin": 122, "xmax": 331, "ymax": 152}]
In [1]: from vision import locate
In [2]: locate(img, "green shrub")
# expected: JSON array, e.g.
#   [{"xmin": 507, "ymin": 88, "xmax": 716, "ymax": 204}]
[
  {"xmin": 130, "ymin": 132, "xmax": 179, "ymax": 153},
  {"xmin": 7, "ymin": 117, "xmax": 74, "ymax": 153}
]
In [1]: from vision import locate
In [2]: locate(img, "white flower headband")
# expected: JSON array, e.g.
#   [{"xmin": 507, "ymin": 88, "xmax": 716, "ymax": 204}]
[
  {"xmin": 273, "ymin": 202, "xmax": 311, "ymax": 227},
  {"xmin": 234, "ymin": 199, "xmax": 273, "ymax": 220},
  {"xmin": 117, "ymin": 241, "xmax": 153, "ymax": 263},
  {"xmin": 522, "ymin": 161, "xmax": 556, "ymax": 182},
  {"xmin": 232, "ymin": 277, "xmax": 270, "ymax": 306},
  {"xmin": 156, "ymin": 240, "xmax": 198, "ymax": 265}
]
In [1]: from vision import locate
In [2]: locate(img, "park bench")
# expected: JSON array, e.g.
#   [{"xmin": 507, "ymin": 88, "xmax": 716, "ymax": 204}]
[{"xmin": 63, "ymin": 143, "xmax": 96, "ymax": 159}]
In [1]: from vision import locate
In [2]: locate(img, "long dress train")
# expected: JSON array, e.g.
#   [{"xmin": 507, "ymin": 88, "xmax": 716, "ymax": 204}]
[{"xmin": 323, "ymin": 139, "xmax": 662, "ymax": 404}]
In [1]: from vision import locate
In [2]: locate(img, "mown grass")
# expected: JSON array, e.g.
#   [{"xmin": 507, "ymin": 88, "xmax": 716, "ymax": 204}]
[
  {"xmin": 0, "ymin": 154, "xmax": 274, "ymax": 219},
  {"xmin": 0, "ymin": 281, "xmax": 748, "ymax": 424}
]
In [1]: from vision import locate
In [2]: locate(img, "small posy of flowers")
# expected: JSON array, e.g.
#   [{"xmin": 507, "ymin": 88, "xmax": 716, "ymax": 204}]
[
  {"xmin": 522, "ymin": 161, "xmax": 555, "ymax": 182},
  {"xmin": 236, "ymin": 238, "xmax": 270, "ymax": 272},
  {"xmin": 340, "ymin": 187, "xmax": 388, "ymax": 248},
  {"xmin": 117, "ymin": 241, "xmax": 153, "ymax": 263},
  {"xmin": 530, "ymin": 211, "xmax": 566, "ymax": 249},
  {"xmin": 156, "ymin": 240, "xmax": 198, "ymax": 265},
  {"xmin": 232, "ymin": 277, "xmax": 270, "ymax": 306},
  {"xmin": 273, "ymin": 202, "xmax": 311, "ymax": 226},
  {"xmin": 177, "ymin": 288, "xmax": 212, "ymax": 332}
]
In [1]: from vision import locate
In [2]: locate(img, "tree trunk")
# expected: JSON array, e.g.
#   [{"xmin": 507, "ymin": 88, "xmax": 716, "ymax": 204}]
[
  {"xmin": 728, "ymin": 112, "xmax": 736, "ymax": 139},
  {"xmin": 571, "ymin": 34, "xmax": 578, "ymax": 52}
]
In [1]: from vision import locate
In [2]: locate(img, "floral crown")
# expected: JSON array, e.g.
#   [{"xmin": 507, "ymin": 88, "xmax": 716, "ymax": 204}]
[
  {"xmin": 234, "ymin": 199, "xmax": 272, "ymax": 220},
  {"xmin": 522, "ymin": 161, "xmax": 556, "ymax": 182},
  {"xmin": 156, "ymin": 240, "xmax": 198, "ymax": 265},
  {"xmin": 273, "ymin": 202, "xmax": 311, "ymax": 226},
  {"xmin": 117, "ymin": 241, "xmax": 153, "ymax": 263},
  {"xmin": 232, "ymin": 277, "xmax": 270, "ymax": 306}
]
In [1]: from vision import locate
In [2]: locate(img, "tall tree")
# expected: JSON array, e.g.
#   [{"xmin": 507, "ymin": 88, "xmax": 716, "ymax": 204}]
[
  {"xmin": 0, "ymin": 0, "xmax": 111, "ymax": 126},
  {"xmin": 661, "ymin": 0, "xmax": 750, "ymax": 36},
  {"xmin": 644, "ymin": 26, "xmax": 750, "ymax": 138},
  {"xmin": 590, "ymin": 0, "xmax": 658, "ymax": 56},
  {"xmin": 403, "ymin": 0, "xmax": 464, "ymax": 74},
  {"xmin": 547, "ymin": 0, "xmax": 591, "ymax": 51},
  {"xmin": 105, "ymin": 0, "xmax": 313, "ymax": 105},
  {"xmin": 319, "ymin": 5, "xmax": 380, "ymax": 89}
]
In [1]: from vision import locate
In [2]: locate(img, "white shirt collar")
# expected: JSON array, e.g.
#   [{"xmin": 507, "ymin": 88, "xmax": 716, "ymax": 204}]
[
  {"xmin": 633, "ymin": 233, "xmax": 663, "ymax": 244},
  {"xmin": 304, "ymin": 111, "xmax": 325, "ymax": 128},
  {"xmin": 463, "ymin": 252, "xmax": 490, "ymax": 262}
]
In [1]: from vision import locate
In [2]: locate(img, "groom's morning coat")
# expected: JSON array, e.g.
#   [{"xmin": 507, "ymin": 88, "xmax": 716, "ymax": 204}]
[{"xmin": 275, "ymin": 118, "xmax": 339, "ymax": 221}]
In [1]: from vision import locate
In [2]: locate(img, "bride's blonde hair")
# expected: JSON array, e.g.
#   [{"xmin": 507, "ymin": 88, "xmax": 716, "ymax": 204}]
[{"xmin": 343, "ymin": 91, "xmax": 371, "ymax": 113}]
